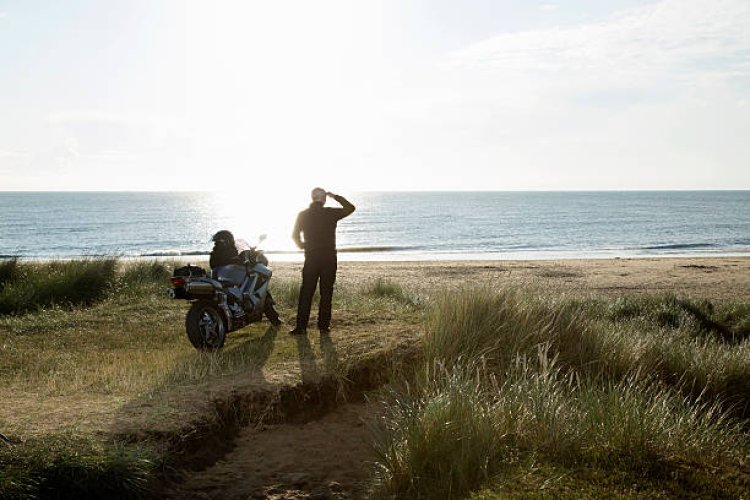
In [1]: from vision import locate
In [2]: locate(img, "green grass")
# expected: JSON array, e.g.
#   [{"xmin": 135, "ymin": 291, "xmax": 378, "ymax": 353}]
[
  {"xmin": 370, "ymin": 363, "xmax": 506, "ymax": 499},
  {"xmin": 118, "ymin": 260, "xmax": 172, "ymax": 291},
  {"xmin": 0, "ymin": 435, "xmax": 155, "ymax": 500},
  {"xmin": 360, "ymin": 277, "xmax": 417, "ymax": 306},
  {"xmin": 0, "ymin": 258, "xmax": 19, "ymax": 291},
  {"xmin": 423, "ymin": 287, "xmax": 750, "ymax": 417},
  {"xmin": 368, "ymin": 287, "xmax": 750, "ymax": 498},
  {"xmin": 594, "ymin": 294, "xmax": 750, "ymax": 342},
  {"xmin": 370, "ymin": 355, "xmax": 748, "ymax": 499},
  {"xmin": 0, "ymin": 258, "xmax": 118, "ymax": 315},
  {"xmin": 271, "ymin": 277, "xmax": 303, "ymax": 308}
]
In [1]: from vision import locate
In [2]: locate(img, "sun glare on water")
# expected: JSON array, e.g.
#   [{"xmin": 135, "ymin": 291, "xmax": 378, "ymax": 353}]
[{"xmin": 208, "ymin": 188, "xmax": 309, "ymax": 255}]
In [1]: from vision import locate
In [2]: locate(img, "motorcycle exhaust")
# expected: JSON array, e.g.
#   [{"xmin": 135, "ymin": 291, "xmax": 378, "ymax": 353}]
[{"xmin": 186, "ymin": 282, "xmax": 216, "ymax": 296}]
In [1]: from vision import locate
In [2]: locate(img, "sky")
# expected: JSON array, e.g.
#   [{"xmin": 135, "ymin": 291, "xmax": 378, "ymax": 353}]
[{"xmin": 0, "ymin": 0, "xmax": 749, "ymax": 192}]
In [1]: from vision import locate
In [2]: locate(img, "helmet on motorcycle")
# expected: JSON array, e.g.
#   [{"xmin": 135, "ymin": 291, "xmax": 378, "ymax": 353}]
[{"xmin": 212, "ymin": 230, "xmax": 235, "ymax": 245}]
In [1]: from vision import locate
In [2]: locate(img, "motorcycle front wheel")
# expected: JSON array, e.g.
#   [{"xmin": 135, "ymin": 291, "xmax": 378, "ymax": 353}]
[{"xmin": 186, "ymin": 301, "xmax": 226, "ymax": 350}]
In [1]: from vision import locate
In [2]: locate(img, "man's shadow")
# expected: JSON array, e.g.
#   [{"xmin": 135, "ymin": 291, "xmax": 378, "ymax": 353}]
[
  {"xmin": 319, "ymin": 333, "xmax": 341, "ymax": 374},
  {"xmin": 294, "ymin": 332, "xmax": 344, "ymax": 384},
  {"xmin": 294, "ymin": 334, "xmax": 320, "ymax": 384}
]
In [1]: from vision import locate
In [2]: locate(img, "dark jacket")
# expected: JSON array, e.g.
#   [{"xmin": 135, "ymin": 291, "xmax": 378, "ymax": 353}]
[{"xmin": 292, "ymin": 194, "xmax": 355, "ymax": 255}]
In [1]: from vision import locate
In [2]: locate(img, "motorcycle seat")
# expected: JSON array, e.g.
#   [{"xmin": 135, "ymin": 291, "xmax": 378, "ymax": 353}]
[{"xmin": 212, "ymin": 264, "xmax": 247, "ymax": 287}]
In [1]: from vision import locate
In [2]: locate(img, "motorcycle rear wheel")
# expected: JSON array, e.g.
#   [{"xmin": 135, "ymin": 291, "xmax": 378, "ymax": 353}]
[{"xmin": 186, "ymin": 301, "xmax": 226, "ymax": 350}]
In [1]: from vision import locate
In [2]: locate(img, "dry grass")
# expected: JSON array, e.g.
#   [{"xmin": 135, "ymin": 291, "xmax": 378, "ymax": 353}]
[
  {"xmin": 0, "ymin": 270, "xmax": 419, "ymax": 432},
  {"xmin": 0, "ymin": 263, "xmax": 420, "ymax": 498}
]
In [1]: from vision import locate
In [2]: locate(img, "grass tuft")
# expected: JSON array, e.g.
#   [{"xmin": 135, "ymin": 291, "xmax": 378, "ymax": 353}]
[
  {"xmin": 0, "ymin": 258, "xmax": 19, "ymax": 291},
  {"xmin": 0, "ymin": 259, "xmax": 118, "ymax": 316},
  {"xmin": 271, "ymin": 278, "xmax": 303, "ymax": 309},
  {"xmin": 370, "ymin": 362, "xmax": 505, "ymax": 499},
  {"xmin": 0, "ymin": 435, "xmax": 155, "ymax": 499},
  {"xmin": 118, "ymin": 260, "xmax": 172, "ymax": 290},
  {"xmin": 360, "ymin": 278, "xmax": 414, "ymax": 305}
]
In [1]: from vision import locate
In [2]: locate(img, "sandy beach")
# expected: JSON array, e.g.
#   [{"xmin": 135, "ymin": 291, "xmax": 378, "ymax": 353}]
[{"xmin": 269, "ymin": 256, "xmax": 750, "ymax": 301}]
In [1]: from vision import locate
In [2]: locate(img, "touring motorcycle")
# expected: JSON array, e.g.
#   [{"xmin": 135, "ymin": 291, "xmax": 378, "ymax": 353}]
[{"xmin": 167, "ymin": 236, "xmax": 274, "ymax": 349}]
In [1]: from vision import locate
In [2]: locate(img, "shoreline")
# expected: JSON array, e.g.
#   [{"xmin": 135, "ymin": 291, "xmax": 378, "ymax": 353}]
[{"xmin": 6, "ymin": 251, "xmax": 750, "ymax": 263}]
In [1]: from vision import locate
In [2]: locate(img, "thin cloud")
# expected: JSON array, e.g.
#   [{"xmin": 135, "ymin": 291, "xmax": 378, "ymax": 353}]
[
  {"xmin": 538, "ymin": 4, "xmax": 557, "ymax": 11},
  {"xmin": 0, "ymin": 149, "xmax": 33, "ymax": 176},
  {"xmin": 379, "ymin": 0, "xmax": 750, "ymax": 190},
  {"xmin": 81, "ymin": 150, "xmax": 140, "ymax": 163},
  {"xmin": 448, "ymin": 0, "xmax": 750, "ymax": 91},
  {"xmin": 47, "ymin": 110, "xmax": 178, "ymax": 129},
  {"xmin": 0, "ymin": 149, "xmax": 30, "ymax": 159},
  {"xmin": 46, "ymin": 109, "xmax": 187, "ymax": 159}
]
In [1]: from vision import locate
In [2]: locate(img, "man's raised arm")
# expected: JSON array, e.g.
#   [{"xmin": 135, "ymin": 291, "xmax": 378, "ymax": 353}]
[{"xmin": 327, "ymin": 192, "xmax": 355, "ymax": 219}]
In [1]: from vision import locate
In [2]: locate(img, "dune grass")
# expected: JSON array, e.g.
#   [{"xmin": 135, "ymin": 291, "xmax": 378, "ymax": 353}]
[
  {"xmin": 0, "ymin": 258, "xmax": 19, "ymax": 290},
  {"xmin": 424, "ymin": 287, "xmax": 750, "ymax": 417},
  {"xmin": 369, "ymin": 286, "xmax": 750, "ymax": 498},
  {"xmin": 0, "ymin": 434, "xmax": 155, "ymax": 500},
  {"xmin": 117, "ymin": 260, "xmax": 172, "ymax": 290},
  {"xmin": 0, "ymin": 258, "xmax": 118, "ymax": 315},
  {"xmin": 593, "ymin": 294, "xmax": 750, "ymax": 343},
  {"xmin": 372, "ymin": 357, "xmax": 747, "ymax": 499},
  {"xmin": 360, "ymin": 277, "xmax": 417, "ymax": 306},
  {"xmin": 371, "ymin": 363, "xmax": 505, "ymax": 499}
]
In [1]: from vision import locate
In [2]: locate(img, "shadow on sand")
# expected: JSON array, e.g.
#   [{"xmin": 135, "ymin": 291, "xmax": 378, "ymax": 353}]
[
  {"xmin": 294, "ymin": 332, "xmax": 343, "ymax": 384},
  {"xmin": 295, "ymin": 334, "xmax": 321, "ymax": 384},
  {"xmin": 319, "ymin": 332, "xmax": 341, "ymax": 373}
]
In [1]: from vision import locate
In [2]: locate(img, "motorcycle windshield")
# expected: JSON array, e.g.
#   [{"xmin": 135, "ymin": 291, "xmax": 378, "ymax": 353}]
[{"xmin": 234, "ymin": 239, "xmax": 252, "ymax": 253}]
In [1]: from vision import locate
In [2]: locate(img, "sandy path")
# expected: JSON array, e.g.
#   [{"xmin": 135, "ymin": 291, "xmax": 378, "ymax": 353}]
[{"xmin": 168, "ymin": 402, "xmax": 375, "ymax": 499}]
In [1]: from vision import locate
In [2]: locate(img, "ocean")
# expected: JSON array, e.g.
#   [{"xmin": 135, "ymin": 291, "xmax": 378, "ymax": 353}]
[{"xmin": 1, "ymin": 191, "xmax": 749, "ymax": 261}]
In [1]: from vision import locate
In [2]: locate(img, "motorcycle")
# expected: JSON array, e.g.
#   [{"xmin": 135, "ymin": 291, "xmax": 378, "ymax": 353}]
[{"xmin": 167, "ymin": 235, "xmax": 275, "ymax": 350}]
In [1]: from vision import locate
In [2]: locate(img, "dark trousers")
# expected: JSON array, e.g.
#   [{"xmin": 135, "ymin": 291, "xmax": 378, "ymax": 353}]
[{"xmin": 296, "ymin": 252, "xmax": 337, "ymax": 329}]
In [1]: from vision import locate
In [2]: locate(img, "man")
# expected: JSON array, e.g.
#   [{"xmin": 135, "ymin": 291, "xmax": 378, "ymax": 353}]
[
  {"xmin": 290, "ymin": 188, "xmax": 355, "ymax": 335},
  {"xmin": 209, "ymin": 229, "xmax": 282, "ymax": 327}
]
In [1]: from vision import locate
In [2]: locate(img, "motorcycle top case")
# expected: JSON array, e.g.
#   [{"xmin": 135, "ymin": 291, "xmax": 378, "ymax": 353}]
[{"xmin": 174, "ymin": 265, "xmax": 207, "ymax": 278}]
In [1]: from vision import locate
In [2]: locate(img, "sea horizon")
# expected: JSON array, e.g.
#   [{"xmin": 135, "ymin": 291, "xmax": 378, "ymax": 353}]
[
  {"xmin": 2, "ymin": 189, "xmax": 749, "ymax": 193},
  {"xmin": 2, "ymin": 190, "xmax": 749, "ymax": 261}
]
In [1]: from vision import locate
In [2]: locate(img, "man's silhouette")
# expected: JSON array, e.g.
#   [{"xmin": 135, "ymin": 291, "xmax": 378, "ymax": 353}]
[{"xmin": 290, "ymin": 188, "xmax": 355, "ymax": 335}]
